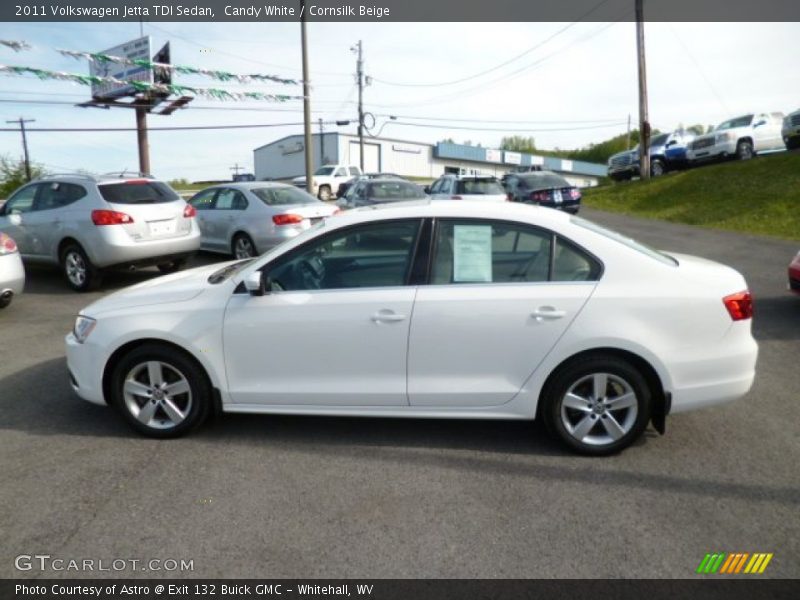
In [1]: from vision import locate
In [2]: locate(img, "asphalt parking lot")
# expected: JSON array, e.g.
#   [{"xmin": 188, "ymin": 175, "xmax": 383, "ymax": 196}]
[{"xmin": 1, "ymin": 208, "xmax": 798, "ymax": 579}]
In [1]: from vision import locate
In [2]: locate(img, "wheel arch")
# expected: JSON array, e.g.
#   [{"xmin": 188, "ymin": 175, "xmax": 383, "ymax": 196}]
[
  {"xmin": 102, "ymin": 337, "xmax": 223, "ymax": 416},
  {"xmin": 535, "ymin": 346, "xmax": 669, "ymax": 433}
]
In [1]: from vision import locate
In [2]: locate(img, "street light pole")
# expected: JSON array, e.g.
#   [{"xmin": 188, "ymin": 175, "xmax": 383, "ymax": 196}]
[{"xmin": 300, "ymin": 0, "xmax": 314, "ymax": 196}]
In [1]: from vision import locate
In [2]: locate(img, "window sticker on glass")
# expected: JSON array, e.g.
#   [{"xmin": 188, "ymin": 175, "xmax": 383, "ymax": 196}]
[{"xmin": 453, "ymin": 225, "xmax": 492, "ymax": 282}]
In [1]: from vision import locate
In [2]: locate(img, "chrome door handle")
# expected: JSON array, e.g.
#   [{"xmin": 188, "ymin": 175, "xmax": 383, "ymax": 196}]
[
  {"xmin": 531, "ymin": 307, "xmax": 566, "ymax": 321},
  {"xmin": 371, "ymin": 310, "xmax": 407, "ymax": 323}
]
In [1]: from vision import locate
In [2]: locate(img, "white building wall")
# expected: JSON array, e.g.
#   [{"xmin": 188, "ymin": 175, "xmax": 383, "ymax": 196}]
[{"xmin": 254, "ymin": 133, "xmax": 339, "ymax": 181}]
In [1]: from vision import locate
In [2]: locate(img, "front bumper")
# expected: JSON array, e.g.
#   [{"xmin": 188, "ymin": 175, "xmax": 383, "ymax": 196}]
[
  {"xmin": 687, "ymin": 139, "xmax": 737, "ymax": 161},
  {"xmin": 65, "ymin": 332, "xmax": 108, "ymax": 405}
]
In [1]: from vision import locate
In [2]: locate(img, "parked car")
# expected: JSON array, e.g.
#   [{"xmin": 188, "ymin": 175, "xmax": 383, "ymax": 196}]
[
  {"xmin": 336, "ymin": 172, "xmax": 404, "ymax": 199},
  {"xmin": 189, "ymin": 182, "xmax": 339, "ymax": 259},
  {"xmin": 66, "ymin": 200, "xmax": 758, "ymax": 455},
  {"xmin": 789, "ymin": 251, "xmax": 800, "ymax": 294},
  {"xmin": 0, "ymin": 232, "xmax": 25, "ymax": 308},
  {"xmin": 687, "ymin": 113, "xmax": 786, "ymax": 162},
  {"xmin": 504, "ymin": 171, "xmax": 582, "ymax": 214},
  {"xmin": 0, "ymin": 173, "xmax": 200, "ymax": 291},
  {"xmin": 292, "ymin": 164, "xmax": 362, "ymax": 201},
  {"xmin": 337, "ymin": 178, "xmax": 426, "ymax": 209},
  {"xmin": 232, "ymin": 173, "xmax": 256, "ymax": 182},
  {"xmin": 782, "ymin": 109, "xmax": 800, "ymax": 150},
  {"xmin": 607, "ymin": 131, "xmax": 694, "ymax": 180},
  {"xmin": 426, "ymin": 174, "xmax": 507, "ymax": 202}
]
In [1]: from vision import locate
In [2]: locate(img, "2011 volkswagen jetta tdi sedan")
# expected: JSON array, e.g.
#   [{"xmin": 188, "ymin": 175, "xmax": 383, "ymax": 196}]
[{"xmin": 66, "ymin": 200, "xmax": 758, "ymax": 455}]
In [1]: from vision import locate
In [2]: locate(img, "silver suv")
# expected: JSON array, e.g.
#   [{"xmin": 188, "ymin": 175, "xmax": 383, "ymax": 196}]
[{"xmin": 0, "ymin": 173, "xmax": 201, "ymax": 291}]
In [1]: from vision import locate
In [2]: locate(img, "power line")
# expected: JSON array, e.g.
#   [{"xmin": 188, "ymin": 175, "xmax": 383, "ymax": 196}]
[
  {"xmin": 0, "ymin": 120, "xmax": 346, "ymax": 132},
  {"xmin": 371, "ymin": 0, "xmax": 613, "ymax": 88},
  {"xmin": 377, "ymin": 120, "xmax": 628, "ymax": 133},
  {"xmin": 372, "ymin": 113, "xmax": 627, "ymax": 125},
  {"xmin": 667, "ymin": 24, "xmax": 730, "ymax": 115}
]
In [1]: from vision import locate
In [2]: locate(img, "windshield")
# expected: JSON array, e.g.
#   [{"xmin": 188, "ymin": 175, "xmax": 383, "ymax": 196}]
[
  {"xmin": 455, "ymin": 179, "xmax": 505, "ymax": 195},
  {"xmin": 571, "ymin": 216, "xmax": 677, "ymax": 266},
  {"xmin": 650, "ymin": 134, "xmax": 669, "ymax": 147},
  {"xmin": 98, "ymin": 181, "xmax": 180, "ymax": 204},
  {"xmin": 366, "ymin": 181, "xmax": 426, "ymax": 199},
  {"xmin": 520, "ymin": 173, "xmax": 570, "ymax": 191},
  {"xmin": 251, "ymin": 186, "xmax": 319, "ymax": 206},
  {"xmin": 716, "ymin": 115, "xmax": 753, "ymax": 131},
  {"xmin": 314, "ymin": 167, "xmax": 335, "ymax": 176}
]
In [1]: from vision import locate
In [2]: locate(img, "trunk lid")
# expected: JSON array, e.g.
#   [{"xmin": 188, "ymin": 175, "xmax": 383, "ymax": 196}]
[{"xmin": 98, "ymin": 180, "xmax": 193, "ymax": 242}]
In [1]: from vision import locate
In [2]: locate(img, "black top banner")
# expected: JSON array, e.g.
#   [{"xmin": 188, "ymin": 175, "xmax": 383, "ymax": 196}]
[{"xmin": 2, "ymin": 0, "xmax": 799, "ymax": 22}]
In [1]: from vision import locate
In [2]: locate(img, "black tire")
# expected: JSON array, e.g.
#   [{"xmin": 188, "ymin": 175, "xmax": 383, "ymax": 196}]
[
  {"xmin": 157, "ymin": 259, "xmax": 188, "ymax": 274},
  {"xmin": 60, "ymin": 243, "xmax": 101, "ymax": 292},
  {"xmin": 736, "ymin": 140, "xmax": 754, "ymax": 160},
  {"xmin": 786, "ymin": 138, "xmax": 800, "ymax": 151},
  {"xmin": 231, "ymin": 233, "xmax": 257, "ymax": 259},
  {"xmin": 540, "ymin": 354, "xmax": 652, "ymax": 456},
  {"xmin": 650, "ymin": 159, "xmax": 666, "ymax": 177},
  {"xmin": 318, "ymin": 185, "xmax": 332, "ymax": 201},
  {"xmin": 110, "ymin": 343, "xmax": 212, "ymax": 438},
  {"xmin": 0, "ymin": 294, "xmax": 11, "ymax": 309}
]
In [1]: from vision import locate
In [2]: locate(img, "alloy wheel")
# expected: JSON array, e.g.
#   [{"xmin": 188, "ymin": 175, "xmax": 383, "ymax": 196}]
[
  {"xmin": 234, "ymin": 236, "xmax": 255, "ymax": 259},
  {"xmin": 560, "ymin": 372, "xmax": 639, "ymax": 447},
  {"xmin": 64, "ymin": 251, "xmax": 87, "ymax": 287},
  {"xmin": 122, "ymin": 361, "xmax": 193, "ymax": 430}
]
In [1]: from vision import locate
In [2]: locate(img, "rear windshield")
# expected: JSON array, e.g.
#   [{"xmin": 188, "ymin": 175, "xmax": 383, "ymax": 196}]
[
  {"xmin": 98, "ymin": 181, "xmax": 180, "ymax": 204},
  {"xmin": 571, "ymin": 216, "xmax": 678, "ymax": 266},
  {"xmin": 367, "ymin": 181, "xmax": 425, "ymax": 199},
  {"xmin": 519, "ymin": 173, "xmax": 570, "ymax": 191},
  {"xmin": 252, "ymin": 186, "xmax": 319, "ymax": 206},
  {"xmin": 455, "ymin": 179, "xmax": 505, "ymax": 195}
]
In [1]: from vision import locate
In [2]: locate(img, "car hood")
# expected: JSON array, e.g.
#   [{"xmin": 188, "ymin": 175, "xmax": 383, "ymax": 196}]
[
  {"xmin": 291, "ymin": 176, "xmax": 306, "ymax": 185},
  {"xmin": 671, "ymin": 252, "xmax": 747, "ymax": 292},
  {"xmin": 81, "ymin": 262, "xmax": 236, "ymax": 316}
]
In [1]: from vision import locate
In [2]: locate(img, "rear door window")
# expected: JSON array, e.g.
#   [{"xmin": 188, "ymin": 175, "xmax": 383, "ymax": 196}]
[
  {"xmin": 456, "ymin": 179, "xmax": 505, "ymax": 195},
  {"xmin": 190, "ymin": 189, "xmax": 218, "ymax": 210},
  {"xmin": 99, "ymin": 181, "xmax": 180, "ymax": 204}
]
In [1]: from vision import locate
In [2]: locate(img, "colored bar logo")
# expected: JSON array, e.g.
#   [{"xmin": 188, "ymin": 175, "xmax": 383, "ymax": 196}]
[{"xmin": 696, "ymin": 552, "xmax": 773, "ymax": 574}]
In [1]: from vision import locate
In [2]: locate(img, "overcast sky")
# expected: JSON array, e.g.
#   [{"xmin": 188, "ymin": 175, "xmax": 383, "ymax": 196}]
[{"xmin": 1, "ymin": 21, "xmax": 798, "ymax": 180}]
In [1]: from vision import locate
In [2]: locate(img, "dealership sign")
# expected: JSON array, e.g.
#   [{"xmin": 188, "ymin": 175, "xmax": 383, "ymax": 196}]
[
  {"xmin": 90, "ymin": 36, "xmax": 153, "ymax": 100},
  {"xmin": 504, "ymin": 151, "xmax": 521, "ymax": 165}
]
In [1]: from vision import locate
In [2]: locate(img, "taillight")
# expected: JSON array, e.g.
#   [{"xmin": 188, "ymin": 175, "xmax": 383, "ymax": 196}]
[
  {"xmin": 0, "ymin": 234, "xmax": 17, "ymax": 254},
  {"xmin": 183, "ymin": 204, "xmax": 197, "ymax": 218},
  {"xmin": 530, "ymin": 191, "xmax": 548, "ymax": 203},
  {"xmin": 450, "ymin": 195, "xmax": 463, "ymax": 200},
  {"xmin": 272, "ymin": 214, "xmax": 304, "ymax": 226},
  {"xmin": 91, "ymin": 210, "xmax": 134, "ymax": 226},
  {"xmin": 506, "ymin": 193, "xmax": 513, "ymax": 202},
  {"xmin": 723, "ymin": 291, "xmax": 753, "ymax": 321},
  {"xmin": 569, "ymin": 188, "xmax": 582, "ymax": 200}
]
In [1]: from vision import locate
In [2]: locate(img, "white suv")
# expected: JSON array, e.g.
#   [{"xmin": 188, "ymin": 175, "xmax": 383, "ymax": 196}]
[
  {"xmin": 292, "ymin": 165, "xmax": 362, "ymax": 201},
  {"xmin": 687, "ymin": 112, "xmax": 785, "ymax": 162},
  {"xmin": 0, "ymin": 173, "xmax": 200, "ymax": 291}
]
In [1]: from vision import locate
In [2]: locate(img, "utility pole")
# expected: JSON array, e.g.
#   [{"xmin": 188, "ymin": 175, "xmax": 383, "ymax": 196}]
[
  {"xmin": 6, "ymin": 117, "xmax": 35, "ymax": 181},
  {"xmin": 319, "ymin": 118, "xmax": 325, "ymax": 162},
  {"xmin": 300, "ymin": 0, "xmax": 314, "ymax": 195},
  {"xmin": 230, "ymin": 163, "xmax": 244, "ymax": 176},
  {"xmin": 626, "ymin": 114, "xmax": 631, "ymax": 151},
  {"xmin": 353, "ymin": 40, "xmax": 365, "ymax": 171},
  {"xmin": 635, "ymin": 0, "xmax": 650, "ymax": 180}
]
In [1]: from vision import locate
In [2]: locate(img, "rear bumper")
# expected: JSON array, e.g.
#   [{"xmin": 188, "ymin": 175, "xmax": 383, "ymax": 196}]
[
  {"xmin": 88, "ymin": 227, "xmax": 201, "ymax": 268},
  {"xmin": 0, "ymin": 252, "xmax": 25, "ymax": 296}
]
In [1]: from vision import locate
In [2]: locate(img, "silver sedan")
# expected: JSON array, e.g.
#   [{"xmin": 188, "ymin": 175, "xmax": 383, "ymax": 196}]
[
  {"xmin": 189, "ymin": 182, "xmax": 339, "ymax": 258},
  {"xmin": 0, "ymin": 233, "xmax": 25, "ymax": 308}
]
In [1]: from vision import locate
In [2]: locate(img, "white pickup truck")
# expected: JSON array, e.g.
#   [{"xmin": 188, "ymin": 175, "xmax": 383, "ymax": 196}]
[
  {"xmin": 292, "ymin": 164, "xmax": 362, "ymax": 201},
  {"xmin": 686, "ymin": 112, "xmax": 785, "ymax": 162}
]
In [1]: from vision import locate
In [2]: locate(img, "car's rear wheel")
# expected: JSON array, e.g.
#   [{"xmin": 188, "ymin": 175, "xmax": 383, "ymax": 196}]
[
  {"xmin": 60, "ymin": 243, "xmax": 101, "ymax": 292},
  {"xmin": 650, "ymin": 159, "xmax": 666, "ymax": 177},
  {"xmin": 157, "ymin": 259, "xmax": 188, "ymax": 274},
  {"xmin": 541, "ymin": 355, "xmax": 651, "ymax": 456},
  {"xmin": 318, "ymin": 185, "xmax": 332, "ymax": 201},
  {"xmin": 110, "ymin": 343, "xmax": 211, "ymax": 438},
  {"xmin": 232, "ymin": 233, "xmax": 256, "ymax": 259},
  {"xmin": 736, "ymin": 140, "xmax": 754, "ymax": 160}
]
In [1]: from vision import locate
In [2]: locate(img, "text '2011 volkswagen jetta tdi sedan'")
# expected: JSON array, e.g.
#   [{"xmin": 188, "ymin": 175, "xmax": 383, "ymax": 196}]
[{"xmin": 66, "ymin": 200, "xmax": 758, "ymax": 455}]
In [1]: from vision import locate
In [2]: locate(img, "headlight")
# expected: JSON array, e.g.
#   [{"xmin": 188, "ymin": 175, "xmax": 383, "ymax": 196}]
[
  {"xmin": 715, "ymin": 133, "xmax": 731, "ymax": 143},
  {"xmin": 73, "ymin": 315, "xmax": 97, "ymax": 343}
]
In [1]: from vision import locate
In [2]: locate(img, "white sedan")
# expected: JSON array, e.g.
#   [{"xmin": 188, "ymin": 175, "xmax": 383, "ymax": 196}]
[
  {"xmin": 65, "ymin": 201, "xmax": 758, "ymax": 455},
  {"xmin": 0, "ymin": 232, "xmax": 25, "ymax": 308}
]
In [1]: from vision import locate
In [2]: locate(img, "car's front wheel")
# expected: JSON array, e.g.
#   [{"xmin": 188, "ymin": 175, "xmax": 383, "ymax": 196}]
[
  {"xmin": 736, "ymin": 140, "xmax": 754, "ymax": 160},
  {"xmin": 318, "ymin": 185, "xmax": 332, "ymax": 201},
  {"xmin": 650, "ymin": 159, "xmax": 666, "ymax": 177},
  {"xmin": 60, "ymin": 243, "xmax": 101, "ymax": 292},
  {"xmin": 110, "ymin": 343, "xmax": 212, "ymax": 438},
  {"xmin": 541, "ymin": 355, "xmax": 651, "ymax": 455}
]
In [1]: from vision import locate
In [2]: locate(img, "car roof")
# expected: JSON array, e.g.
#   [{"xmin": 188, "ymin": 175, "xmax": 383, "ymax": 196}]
[{"xmin": 202, "ymin": 181, "xmax": 296, "ymax": 191}]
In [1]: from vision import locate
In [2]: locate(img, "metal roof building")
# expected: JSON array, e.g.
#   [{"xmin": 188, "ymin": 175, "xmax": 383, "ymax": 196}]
[{"xmin": 254, "ymin": 133, "xmax": 606, "ymax": 188}]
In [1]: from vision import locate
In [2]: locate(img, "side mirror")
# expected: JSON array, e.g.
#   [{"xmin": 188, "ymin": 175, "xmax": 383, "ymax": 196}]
[
  {"xmin": 244, "ymin": 270, "xmax": 270, "ymax": 296},
  {"xmin": 666, "ymin": 140, "xmax": 677, "ymax": 147},
  {"xmin": 423, "ymin": 186, "xmax": 431, "ymax": 194}
]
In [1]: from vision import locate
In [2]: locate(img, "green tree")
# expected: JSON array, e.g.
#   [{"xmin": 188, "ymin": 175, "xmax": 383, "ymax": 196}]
[
  {"xmin": 0, "ymin": 155, "xmax": 45, "ymax": 199},
  {"xmin": 500, "ymin": 135, "xmax": 536, "ymax": 153}
]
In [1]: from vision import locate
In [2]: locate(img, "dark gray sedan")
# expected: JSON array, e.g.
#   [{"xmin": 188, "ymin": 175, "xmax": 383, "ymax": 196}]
[{"xmin": 337, "ymin": 179, "xmax": 426, "ymax": 209}]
